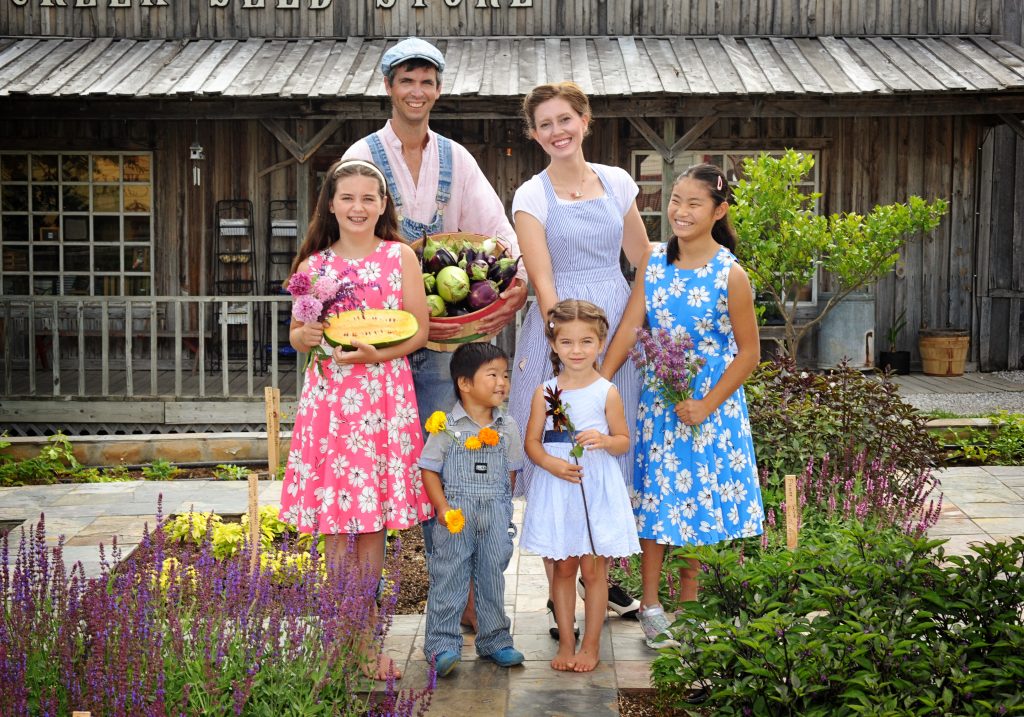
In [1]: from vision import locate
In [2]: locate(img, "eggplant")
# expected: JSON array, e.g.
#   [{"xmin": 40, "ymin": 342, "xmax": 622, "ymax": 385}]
[
  {"xmin": 468, "ymin": 258, "xmax": 490, "ymax": 282},
  {"xmin": 480, "ymin": 237, "xmax": 498, "ymax": 256},
  {"xmin": 487, "ymin": 255, "xmax": 522, "ymax": 291},
  {"xmin": 447, "ymin": 303, "xmax": 472, "ymax": 317},
  {"xmin": 426, "ymin": 294, "xmax": 447, "ymax": 317},
  {"xmin": 467, "ymin": 280, "xmax": 501, "ymax": 311},
  {"xmin": 423, "ymin": 272, "xmax": 436, "ymax": 295},
  {"xmin": 424, "ymin": 243, "xmax": 458, "ymax": 274},
  {"xmin": 436, "ymin": 265, "xmax": 471, "ymax": 304}
]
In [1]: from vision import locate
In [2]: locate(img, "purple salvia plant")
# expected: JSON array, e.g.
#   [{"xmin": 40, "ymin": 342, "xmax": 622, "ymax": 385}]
[{"xmin": 1, "ymin": 501, "xmax": 432, "ymax": 716}]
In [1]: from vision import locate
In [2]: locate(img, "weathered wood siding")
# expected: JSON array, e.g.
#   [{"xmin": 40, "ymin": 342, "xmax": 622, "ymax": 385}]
[
  {"xmin": 2, "ymin": 0, "xmax": 1003, "ymax": 40},
  {"xmin": 1, "ymin": 110, "xmax": 983, "ymax": 365},
  {"xmin": 977, "ymin": 0, "xmax": 1024, "ymax": 370}
]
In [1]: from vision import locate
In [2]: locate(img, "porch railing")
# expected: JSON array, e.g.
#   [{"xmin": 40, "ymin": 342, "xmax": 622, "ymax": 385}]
[{"xmin": 0, "ymin": 295, "xmax": 304, "ymax": 400}]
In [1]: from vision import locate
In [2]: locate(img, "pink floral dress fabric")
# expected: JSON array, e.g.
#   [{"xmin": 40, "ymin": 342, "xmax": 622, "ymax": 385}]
[{"xmin": 279, "ymin": 241, "xmax": 433, "ymax": 535}]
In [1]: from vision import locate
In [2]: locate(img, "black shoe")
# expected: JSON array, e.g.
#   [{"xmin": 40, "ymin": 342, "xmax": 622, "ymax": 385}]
[
  {"xmin": 546, "ymin": 598, "xmax": 580, "ymax": 641},
  {"xmin": 577, "ymin": 577, "xmax": 641, "ymax": 619}
]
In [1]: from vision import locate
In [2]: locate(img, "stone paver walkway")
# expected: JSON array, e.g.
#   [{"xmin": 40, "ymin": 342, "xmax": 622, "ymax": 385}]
[{"xmin": 2, "ymin": 466, "xmax": 1023, "ymax": 715}]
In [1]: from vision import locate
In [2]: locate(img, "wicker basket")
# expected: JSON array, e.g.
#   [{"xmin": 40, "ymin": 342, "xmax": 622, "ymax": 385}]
[{"xmin": 412, "ymin": 231, "xmax": 510, "ymax": 352}]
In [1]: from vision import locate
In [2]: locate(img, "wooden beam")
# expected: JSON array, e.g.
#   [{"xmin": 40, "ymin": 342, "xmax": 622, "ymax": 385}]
[
  {"xmin": 260, "ymin": 119, "xmax": 305, "ymax": 162},
  {"xmin": 256, "ymin": 157, "xmax": 297, "ymax": 179},
  {"xmin": 669, "ymin": 114, "xmax": 719, "ymax": 155},
  {"xmin": 627, "ymin": 117, "xmax": 672, "ymax": 162},
  {"xmin": 260, "ymin": 117, "xmax": 343, "ymax": 164},
  {"xmin": 998, "ymin": 113, "xmax": 1024, "ymax": 141}
]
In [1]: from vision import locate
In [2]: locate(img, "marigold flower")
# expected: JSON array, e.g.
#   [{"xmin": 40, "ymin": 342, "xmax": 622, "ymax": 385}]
[
  {"xmin": 424, "ymin": 411, "xmax": 448, "ymax": 434},
  {"xmin": 445, "ymin": 508, "xmax": 465, "ymax": 534},
  {"xmin": 464, "ymin": 435, "xmax": 483, "ymax": 451},
  {"xmin": 478, "ymin": 427, "xmax": 500, "ymax": 446}
]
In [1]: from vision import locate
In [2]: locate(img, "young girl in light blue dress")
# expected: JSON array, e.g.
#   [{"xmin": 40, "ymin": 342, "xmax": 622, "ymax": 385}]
[
  {"xmin": 603, "ymin": 163, "xmax": 765, "ymax": 650},
  {"xmin": 520, "ymin": 299, "xmax": 640, "ymax": 673}
]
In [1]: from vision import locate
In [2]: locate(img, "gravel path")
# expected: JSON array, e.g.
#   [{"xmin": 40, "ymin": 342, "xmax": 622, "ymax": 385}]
[{"xmin": 903, "ymin": 370, "xmax": 1024, "ymax": 415}]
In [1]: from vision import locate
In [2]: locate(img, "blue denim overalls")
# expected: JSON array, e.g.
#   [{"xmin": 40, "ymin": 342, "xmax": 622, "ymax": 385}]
[
  {"xmin": 366, "ymin": 132, "xmax": 453, "ymax": 240},
  {"xmin": 423, "ymin": 423, "xmax": 515, "ymax": 660},
  {"xmin": 366, "ymin": 131, "xmax": 456, "ymax": 429}
]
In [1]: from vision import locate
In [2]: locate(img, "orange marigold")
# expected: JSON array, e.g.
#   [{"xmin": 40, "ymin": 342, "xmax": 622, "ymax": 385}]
[
  {"xmin": 464, "ymin": 435, "xmax": 483, "ymax": 451},
  {"xmin": 478, "ymin": 427, "xmax": 500, "ymax": 447}
]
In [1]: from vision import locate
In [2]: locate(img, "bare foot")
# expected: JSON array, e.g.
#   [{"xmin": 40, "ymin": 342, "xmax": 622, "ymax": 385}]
[
  {"xmin": 362, "ymin": 651, "xmax": 402, "ymax": 681},
  {"xmin": 572, "ymin": 646, "xmax": 600, "ymax": 673},
  {"xmin": 550, "ymin": 644, "xmax": 577, "ymax": 671}
]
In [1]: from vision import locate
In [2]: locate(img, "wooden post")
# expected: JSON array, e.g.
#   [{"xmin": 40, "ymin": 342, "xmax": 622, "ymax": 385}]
[
  {"xmin": 784, "ymin": 474, "xmax": 800, "ymax": 550},
  {"xmin": 248, "ymin": 472, "xmax": 260, "ymax": 575},
  {"xmin": 72, "ymin": 712, "xmax": 91, "ymax": 717},
  {"xmin": 265, "ymin": 386, "xmax": 281, "ymax": 477}
]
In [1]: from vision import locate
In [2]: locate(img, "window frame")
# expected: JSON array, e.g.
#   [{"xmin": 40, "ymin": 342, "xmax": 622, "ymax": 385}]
[
  {"xmin": 0, "ymin": 151, "xmax": 154, "ymax": 297},
  {"xmin": 629, "ymin": 147, "xmax": 820, "ymax": 307}
]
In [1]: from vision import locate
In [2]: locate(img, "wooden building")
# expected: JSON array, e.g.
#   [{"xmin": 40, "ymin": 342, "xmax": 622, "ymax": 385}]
[{"xmin": 1, "ymin": 0, "xmax": 1023, "ymax": 434}]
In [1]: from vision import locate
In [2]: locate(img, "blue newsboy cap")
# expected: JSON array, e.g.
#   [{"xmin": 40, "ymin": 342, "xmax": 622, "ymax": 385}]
[{"xmin": 380, "ymin": 37, "xmax": 445, "ymax": 76}]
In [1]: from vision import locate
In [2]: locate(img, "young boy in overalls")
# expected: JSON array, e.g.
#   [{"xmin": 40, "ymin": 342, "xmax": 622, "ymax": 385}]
[{"xmin": 419, "ymin": 343, "xmax": 525, "ymax": 677}]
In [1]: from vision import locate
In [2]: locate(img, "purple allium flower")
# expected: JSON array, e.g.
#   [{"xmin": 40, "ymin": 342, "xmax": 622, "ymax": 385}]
[
  {"xmin": 286, "ymin": 272, "xmax": 312, "ymax": 297},
  {"xmin": 292, "ymin": 294, "xmax": 323, "ymax": 324}
]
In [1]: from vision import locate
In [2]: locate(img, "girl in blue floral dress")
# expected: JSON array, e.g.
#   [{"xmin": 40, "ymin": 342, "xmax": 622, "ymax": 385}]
[{"xmin": 602, "ymin": 163, "xmax": 764, "ymax": 649}]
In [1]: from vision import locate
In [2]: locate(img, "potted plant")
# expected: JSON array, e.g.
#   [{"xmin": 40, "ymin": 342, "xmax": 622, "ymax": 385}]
[{"xmin": 879, "ymin": 309, "xmax": 910, "ymax": 374}]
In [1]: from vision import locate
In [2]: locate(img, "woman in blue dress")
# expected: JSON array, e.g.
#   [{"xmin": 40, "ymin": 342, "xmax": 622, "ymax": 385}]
[{"xmin": 602, "ymin": 163, "xmax": 765, "ymax": 649}]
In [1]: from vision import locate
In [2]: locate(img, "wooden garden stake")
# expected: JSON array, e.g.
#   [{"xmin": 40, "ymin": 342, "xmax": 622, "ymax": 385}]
[
  {"xmin": 72, "ymin": 712, "xmax": 91, "ymax": 716},
  {"xmin": 248, "ymin": 472, "xmax": 260, "ymax": 574},
  {"xmin": 784, "ymin": 474, "xmax": 799, "ymax": 550},
  {"xmin": 265, "ymin": 386, "xmax": 281, "ymax": 477}
]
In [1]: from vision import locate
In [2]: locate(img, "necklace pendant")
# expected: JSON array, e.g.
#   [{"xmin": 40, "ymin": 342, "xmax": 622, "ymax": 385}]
[{"xmin": 570, "ymin": 190, "xmax": 583, "ymax": 199}]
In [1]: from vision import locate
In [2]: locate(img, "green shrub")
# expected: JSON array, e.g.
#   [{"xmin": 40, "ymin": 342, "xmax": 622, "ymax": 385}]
[
  {"xmin": 141, "ymin": 458, "xmax": 181, "ymax": 481},
  {"xmin": 746, "ymin": 357, "xmax": 943, "ymax": 493},
  {"xmin": 212, "ymin": 463, "xmax": 249, "ymax": 481},
  {"xmin": 948, "ymin": 411, "xmax": 1024, "ymax": 465},
  {"xmin": 652, "ymin": 525, "xmax": 1024, "ymax": 716},
  {"xmin": 0, "ymin": 432, "xmax": 79, "ymax": 487}
]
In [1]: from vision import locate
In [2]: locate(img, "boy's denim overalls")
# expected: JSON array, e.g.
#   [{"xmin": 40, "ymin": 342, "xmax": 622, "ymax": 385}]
[{"xmin": 423, "ymin": 419, "xmax": 515, "ymax": 659}]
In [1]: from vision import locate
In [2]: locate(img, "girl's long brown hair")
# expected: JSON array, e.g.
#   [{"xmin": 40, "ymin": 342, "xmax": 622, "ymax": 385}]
[
  {"xmin": 544, "ymin": 299, "xmax": 610, "ymax": 376},
  {"xmin": 289, "ymin": 159, "xmax": 401, "ymax": 276}
]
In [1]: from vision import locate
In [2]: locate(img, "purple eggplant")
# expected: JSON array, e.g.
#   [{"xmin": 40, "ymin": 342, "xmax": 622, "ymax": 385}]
[
  {"xmin": 447, "ymin": 303, "xmax": 472, "ymax": 317},
  {"xmin": 487, "ymin": 255, "xmax": 522, "ymax": 291},
  {"xmin": 468, "ymin": 258, "xmax": 491, "ymax": 282},
  {"xmin": 467, "ymin": 280, "xmax": 501, "ymax": 311},
  {"xmin": 421, "ymin": 235, "xmax": 458, "ymax": 274}
]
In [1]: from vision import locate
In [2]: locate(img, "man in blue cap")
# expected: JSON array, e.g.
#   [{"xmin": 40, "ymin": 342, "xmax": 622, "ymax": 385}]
[
  {"xmin": 343, "ymin": 37, "xmax": 528, "ymax": 430},
  {"xmin": 342, "ymin": 37, "xmax": 529, "ymax": 641}
]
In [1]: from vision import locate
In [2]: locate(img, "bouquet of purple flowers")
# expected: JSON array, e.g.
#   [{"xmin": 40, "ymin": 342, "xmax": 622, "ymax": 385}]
[
  {"xmin": 286, "ymin": 267, "xmax": 364, "ymax": 373},
  {"xmin": 629, "ymin": 327, "xmax": 706, "ymax": 431}
]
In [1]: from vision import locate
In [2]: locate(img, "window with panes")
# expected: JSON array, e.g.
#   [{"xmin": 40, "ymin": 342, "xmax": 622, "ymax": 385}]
[
  {"xmin": 629, "ymin": 148, "xmax": 820, "ymax": 305},
  {"xmin": 0, "ymin": 152, "xmax": 154, "ymax": 296}
]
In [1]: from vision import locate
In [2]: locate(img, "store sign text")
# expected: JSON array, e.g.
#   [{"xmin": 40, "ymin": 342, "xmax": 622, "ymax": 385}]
[{"xmin": 10, "ymin": 0, "xmax": 533, "ymax": 7}]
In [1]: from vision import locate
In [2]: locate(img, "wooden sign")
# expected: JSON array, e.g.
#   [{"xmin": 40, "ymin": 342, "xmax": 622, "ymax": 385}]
[
  {"xmin": 784, "ymin": 474, "xmax": 799, "ymax": 550},
  {"xmin": 248, "ymin": 472, "xmax": 260, "ymax": 575},
  {"xmin": 264, "ymin": 386, "xmax": 281, "ymax": 477}
]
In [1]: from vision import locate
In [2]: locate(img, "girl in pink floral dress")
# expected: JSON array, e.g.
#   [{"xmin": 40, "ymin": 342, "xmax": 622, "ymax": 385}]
[{"xmin": 280, "ymin": 158, "xmax": 431, "ymax": 679}]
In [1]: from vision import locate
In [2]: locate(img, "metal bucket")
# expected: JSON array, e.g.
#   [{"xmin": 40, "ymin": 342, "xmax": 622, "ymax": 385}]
[{"xmin": 816, "ymin": 293, "xmax": 875, "ymax": 369}]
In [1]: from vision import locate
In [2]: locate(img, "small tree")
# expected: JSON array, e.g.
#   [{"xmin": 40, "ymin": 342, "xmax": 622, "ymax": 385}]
[{"xmin": 731, "ymin": 150, "xmax": 948, "ymax": 359}]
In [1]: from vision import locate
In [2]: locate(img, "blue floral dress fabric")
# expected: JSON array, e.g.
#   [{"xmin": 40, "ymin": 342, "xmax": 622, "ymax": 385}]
[{"xmin": 632, "ymin": 244, "xmax": 764, "ymax": 546}]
